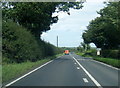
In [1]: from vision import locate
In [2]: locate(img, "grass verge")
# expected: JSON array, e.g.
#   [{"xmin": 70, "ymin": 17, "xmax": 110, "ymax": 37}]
[
  {"xmin": 76, "ymin": 52, "xmax": 120, "ymax": 68},
  {"xmin": 2, "ymin": 54, "xmax": 63, "ymax": 83},
  {"xmin": 76, "ymin": 52, "xmax": 84, "ymax": 56},
  {"xmin": 76, "ymin": 52, "xmax": 92, "ymax": 58},
  {"xmin": 93, "ymin": 57, "xmax": 120, "ymax": 68}
]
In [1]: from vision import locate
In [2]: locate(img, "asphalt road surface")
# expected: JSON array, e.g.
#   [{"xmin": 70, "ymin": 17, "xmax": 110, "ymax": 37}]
[{"xmin": 5, "ymin": 53, "xmax": 119, "ymax": 88}]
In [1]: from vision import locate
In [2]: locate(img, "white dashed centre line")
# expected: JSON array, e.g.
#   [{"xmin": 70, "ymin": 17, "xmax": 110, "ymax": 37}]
[
  {"xmin": 77, "ymin": 67, "xmax": 80, "ymax": 69},
  {"xmin": 72, "ymin": 56, "xmax": 102, "ymax": 87},
  {"xmin": 83, "ymin": 78, "xmax": 89, "ymax": 83}
]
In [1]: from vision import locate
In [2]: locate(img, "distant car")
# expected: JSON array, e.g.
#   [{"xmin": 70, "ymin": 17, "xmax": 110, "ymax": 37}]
[{"xmin": 64, "ymin": 50, "xmax": 70, "ymax": 55}]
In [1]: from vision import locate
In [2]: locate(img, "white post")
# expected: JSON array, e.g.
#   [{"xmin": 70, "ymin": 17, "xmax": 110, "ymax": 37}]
[{"xmin": 97, "ymin": 48, "xmax": 101, "ymax": 56}]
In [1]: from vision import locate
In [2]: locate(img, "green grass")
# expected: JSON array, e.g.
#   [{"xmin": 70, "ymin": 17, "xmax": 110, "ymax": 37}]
[
  {"xmin": 76, "ymin": 52, "xmax": 120, "ymax": 68},
  {"xmin": 76, "ymin": 52, "xmax": 84, "ymax": 56},
  {"xmin": 94, "ymin": 57, "xmax": 120, "ymax": 68},
  {"xmin": 0, "ymin": 65, "xmax": 2, "ymax": 84},
  {"xmin": 76, "ymin": 52, "xmax": 92, "ymax": 58},
  {"xmin": 2, "ymin": 54, "xmax": 63, "ymax": 83}
]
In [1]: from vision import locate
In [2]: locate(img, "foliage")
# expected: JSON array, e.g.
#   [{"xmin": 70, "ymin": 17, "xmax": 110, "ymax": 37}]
[
  {"xmin": 77, "ymin": 42, "xmax": 90, "ymax": 52},
  {"xmin": 2, "ymin": 20, "xmax": 62, "ymax": 63},
  {"xmin": 76, "ymin": 52, "xmax": 84, "ymax": 56},
  {"xmin": 77, "ymin": 48, "xmax": 97, "ymax": 57},
  {"xmin": 84, "ymin": 49, "xmax": 97, "ymax": 56},
  {"xmin": 2, "ymin": 2, "xmax": 83, "ymax": 64},
  {"xmin": 77, "ymin": 46, "xmax": 84, "ymax": 52},
  {"xmin": 101, "ymin": 49, "xmax": 120, "ymax": 59},
  {"xmin": 3, "ymin": 57, "xmax": 51, "ymax": 82},
  {"xmin": 82, "ymin": 2, "xmax": 120, "ymax": 49},
  {"xmin": 2, "ymin": 2, "xmax": 83, "ymax": 39},
  {"xmin": 94, "ymin": 57, "xmax": 120, "ymax": 68},
  {"xmin": 77, "ymin": 51, "xmax": 120, "ymax": 68}
]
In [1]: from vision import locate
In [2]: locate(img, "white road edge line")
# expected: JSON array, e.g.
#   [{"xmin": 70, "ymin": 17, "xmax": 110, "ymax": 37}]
[
  {"xmin": 83, "ymin": 78, "xmax": 89, "ymax": 83},
  {"xmin": 72, "ymin": 56, "xmax": 102, "ymax": 88},
  {"xmin": 5, "ymin": 60, "xmax": 53, "ymax": 87},
  {"xmin": 92, "ymin": 60, "xmax": 119, "ymax": 70}
]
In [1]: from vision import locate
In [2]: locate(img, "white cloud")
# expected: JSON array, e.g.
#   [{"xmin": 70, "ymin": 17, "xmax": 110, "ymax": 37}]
[{"xmin": 41, "ymin": 2, "xmax": 105, "ymax": 47}]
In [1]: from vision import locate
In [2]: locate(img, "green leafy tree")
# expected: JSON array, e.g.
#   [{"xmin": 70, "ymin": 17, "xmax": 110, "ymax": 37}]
[
  {"xmin": 80, "ymin": 42, "xmax": 90, "ymax": 51},
  {"xmin": 82, "ymin": 2, "xmax": 120, "ymax": 49},
  {"xmin": 77, "ymin": 46, "xmax": 83, "ymax": 52},
  {"xmin": 2, "ymin": 2, "xmax": 83, "ymax": 39}
]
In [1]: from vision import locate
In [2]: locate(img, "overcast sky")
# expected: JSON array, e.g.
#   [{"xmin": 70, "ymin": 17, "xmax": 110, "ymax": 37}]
[{"xmin": 41, "ymin": 0, "xmax": 106, "ymax": 47}]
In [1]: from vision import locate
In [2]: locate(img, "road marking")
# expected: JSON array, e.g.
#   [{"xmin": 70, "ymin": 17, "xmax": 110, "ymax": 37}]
[
  {"xmin": 83, "ymin": 78, "xmax": 89, "ymax": 83},
  {"xmin": 72, "ymin": 56, "xmax": 102, "ymax": 87},
  {"xmin": 77, "ymin": 67, "xmax": 80, "ymax": 69},
  {"xmin": 5, "ymin": 60, "xmax": 53, "ymax": 87},
  {"xmin": 74, "ymin": 63, "xmax": 76, "ymax": 64},
  {"xmin": 92, "ymin": 60, "xmax": 119, "ymax": 70}
]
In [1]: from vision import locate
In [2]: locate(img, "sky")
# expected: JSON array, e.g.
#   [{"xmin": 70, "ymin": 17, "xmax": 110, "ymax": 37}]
[{"xmin": 41, "ymin": 0, "xmax": 106, "ymax": 47}]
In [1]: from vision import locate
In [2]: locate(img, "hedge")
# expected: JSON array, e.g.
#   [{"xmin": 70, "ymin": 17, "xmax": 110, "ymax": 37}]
[
  {"xmin": 101, "ymin": 49, "xmax": 120, "ymax": 59},
  {"xmin": 2, "ymin": 20, "xmax": 62, "ymax": 63}
]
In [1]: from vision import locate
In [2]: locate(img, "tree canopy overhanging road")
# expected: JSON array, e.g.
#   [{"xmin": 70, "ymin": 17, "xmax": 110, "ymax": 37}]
[{"xmin": 2, "ymin": 1, "xmax": 120, "ymax": 88}]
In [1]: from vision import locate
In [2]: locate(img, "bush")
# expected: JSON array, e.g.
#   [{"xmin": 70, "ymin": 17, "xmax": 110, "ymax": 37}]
[
  {"xmin": 101, "ymin": 49, "xmax": 119, "ymax": 59},
  {"xmin": 84, "ymin": 49, "xmax": 97, "ymax": 56},
  {"xmin": 2, "ymin": 20, "xmax": 62, "ymax": 63},
  {"xmin": 2, "ymin": 20, "xmax": 43, "ymax": 63}
]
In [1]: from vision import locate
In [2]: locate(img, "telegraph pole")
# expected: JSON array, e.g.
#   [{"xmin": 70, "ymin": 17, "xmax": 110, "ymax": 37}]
[{"xmin": 57, "ymin": 36, "xmax": 58, "ymax": 47}]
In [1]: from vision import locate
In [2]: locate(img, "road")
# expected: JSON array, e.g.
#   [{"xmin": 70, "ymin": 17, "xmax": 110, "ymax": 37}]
[{"xmin": 5, "ymin": 53, "xmax": 119, "ymax": 88}]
